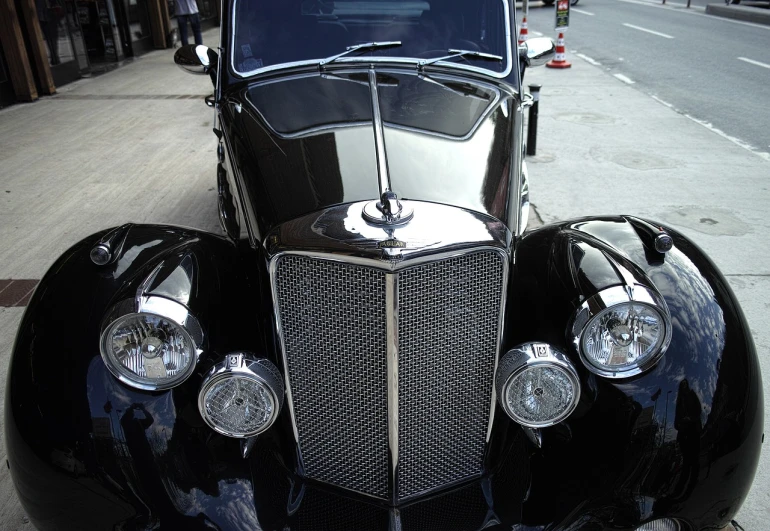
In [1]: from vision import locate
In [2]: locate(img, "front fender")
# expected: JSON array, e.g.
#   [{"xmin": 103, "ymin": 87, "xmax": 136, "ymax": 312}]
[
  {"xmin": 4, "ymin": 225, "xmax": 284, "ymax": 530},
  {"xmin": 504, "ymin": 216, "xmax": 763, "ymax": 529}
]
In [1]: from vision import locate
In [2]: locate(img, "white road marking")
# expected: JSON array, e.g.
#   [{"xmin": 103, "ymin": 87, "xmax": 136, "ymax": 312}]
[
  {"xmin": 571, "ymin": 8, "xmax": 595, "ymax": 15},
  {"xmin": 614, "ymin": 0, "xmax": 770, "ymax": 31},
  {"xmin": 684, "ymin": 114, "xmax": 770, "ymax": 161},
  {"xmin": 651, "ymin": 94, "xmax": 770, "ymax": 160},
  {"xmin": 531, "ymin": 31, "xmax": 544, "ymax": 37},
  {"xmin": 614, "ymin": 73, "xmax": 636, "ymax": 84},
  {"xmin": 576, "ymin": 53, "xmax": 602, "ymax": 66},
  {"xmin": 738, "ymin": 57, "xmax": 770, "ymax": 70},
  {"xmin": 622, "ymin": 23, "xmax": 675, "ymax": 39},
  {"xmin": 651, "ymin": 95, "xmax": 674, "ymax": 109}
]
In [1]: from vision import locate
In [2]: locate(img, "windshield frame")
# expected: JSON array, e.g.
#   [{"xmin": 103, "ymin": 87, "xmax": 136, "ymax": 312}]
[{"xmin": 228, "ymin": 0, "xmax": 514, "ymax": 80}]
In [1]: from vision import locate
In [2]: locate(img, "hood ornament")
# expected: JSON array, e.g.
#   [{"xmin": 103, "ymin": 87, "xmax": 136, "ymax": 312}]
[
  {"xmin": 362, "ymin": 68, "xmax": 414, "ymax": 227},
  {"xmin": 363, "ymin": 191, "xmax": 414, "ymax": 226}
]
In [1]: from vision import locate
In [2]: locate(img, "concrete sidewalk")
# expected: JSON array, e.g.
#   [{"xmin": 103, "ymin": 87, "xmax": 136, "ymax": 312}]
[
  {"xmin": 1, "ymin": 27, "xmax": 768, "ymax": 529},
  {"xmin": 525, "ymin": 59, "xmax": 770, "ymax": 528},
  {"xmin": 0, "ymin": 28, "xmax": 222, "ymax": 530}
]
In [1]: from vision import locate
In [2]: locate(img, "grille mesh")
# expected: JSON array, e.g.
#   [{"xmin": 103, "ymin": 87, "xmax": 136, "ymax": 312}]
[
  {"xmin": 275, "ymin": 255, "xmax": 389, "ymax": 497},
  {"xmin": 274, "ymin": 250, "xmax": 505, "ymax": 500},
  {"xmin": 397, "ymin": 252, "xmax": 505, "ymax": 498}
]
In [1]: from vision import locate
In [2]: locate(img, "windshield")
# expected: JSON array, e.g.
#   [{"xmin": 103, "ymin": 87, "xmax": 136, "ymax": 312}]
[{"xmin": 231, "ymin": 0, "xmax": 511, "ymax": 77}]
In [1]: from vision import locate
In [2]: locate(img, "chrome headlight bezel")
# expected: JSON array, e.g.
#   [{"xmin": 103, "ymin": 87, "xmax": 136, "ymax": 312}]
[
  {"xmin": 569, "ymin": 285, "xmax": 672, "ymax": 379},
  {"xmin": 99, "ymin": 296, "xmax": 203, "ymax": 391},
  {"xmin": 198, "ymin": 353, "xmax": 285, "ymax": 438},
  {"xmin": 495, "ymin": 343, "xmax": 581, "ymax": 428}
]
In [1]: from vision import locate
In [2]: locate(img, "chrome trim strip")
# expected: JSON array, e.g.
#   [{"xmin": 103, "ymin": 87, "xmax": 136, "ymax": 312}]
[
  {"xmin": 269, "ymin": 247, "xmax": 508, "ymax": 273},
  {"xmin": 507, "ymin": 99, "xmax": 525, "ymax": 244},
  {"xmin": 268, "ymin": 258, "xmax": 303, "ymax": 454},
  {"xmin": 219, "ymin": 117, "xmax": 261, "ymax": 244},
  {"xmin": 229, "ymin": 0, "xmax": 514, "ymax": 80},
  {"xmin": 486, "ymin": 250, "xmax": 510, "ymax": 442},
  {"xmin": 135, "ymin": 261, "xmax": 163, "ymax": 309},
  {"xmin": 369, "ymin": 68, "xmax": 392, "ymax": 198},
  {"xmin": 386, "ymin": 273, "xmax": 400, "ymax": 503}
]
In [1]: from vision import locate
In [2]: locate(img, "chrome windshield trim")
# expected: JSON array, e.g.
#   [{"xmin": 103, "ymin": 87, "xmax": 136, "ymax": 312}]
[{"xmin": 229, "ymin": 0, "xmax": 514, "ymax": 80}]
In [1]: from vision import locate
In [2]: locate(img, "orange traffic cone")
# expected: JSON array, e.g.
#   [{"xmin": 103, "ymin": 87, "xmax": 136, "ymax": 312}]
[
  {"xmin": 518, "ymin": 17, "xmax": 529, "ymax": 45},
  {"xmin": 546, "ymin": 32, "xmax": 572, "ymax": 69}
]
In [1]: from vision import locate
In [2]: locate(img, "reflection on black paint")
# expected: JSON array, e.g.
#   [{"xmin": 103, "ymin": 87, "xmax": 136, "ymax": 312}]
[{"xmin": 672, "ymin": 380, "xmax": 702, "ymax": 502}]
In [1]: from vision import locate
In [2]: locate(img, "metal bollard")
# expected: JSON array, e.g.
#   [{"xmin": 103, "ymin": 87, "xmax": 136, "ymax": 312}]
[{"xmin": 526, "ymin": 84, "xmax": 541, "ymax": 157}]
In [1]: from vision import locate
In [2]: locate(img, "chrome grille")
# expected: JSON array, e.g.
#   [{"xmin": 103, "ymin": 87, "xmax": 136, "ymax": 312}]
[
  {"xmin": 275, "ymin": 255, "xmax": 389, "ymax": 497},
  {"xmin": 273, "ymin": 250, "xmax": 506, "ymax": 501},
  {"xmin": 397, "ymin": 252, "xmax": 505, "ymax": 498}
]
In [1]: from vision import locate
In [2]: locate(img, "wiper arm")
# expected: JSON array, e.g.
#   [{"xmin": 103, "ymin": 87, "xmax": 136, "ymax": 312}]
[
  {"xmin": 417, "ymin": 73, "xmax": 490, "ymax": 102},
  {"xmin": 319, "ymin": 41, "xmax": 402, "ymax": 69},
  {"xmin": 418, "ymin": 49, "xmax": 503, "ymax": 70}
]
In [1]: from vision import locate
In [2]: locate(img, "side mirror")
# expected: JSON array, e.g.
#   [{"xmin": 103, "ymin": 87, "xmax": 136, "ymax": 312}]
[
  {"xmin": 518, "ymin": 37, "xmax": 556, "ymax": 68},
  {"xmin": 174, "ymin": 44, "xmax": 219, "ymax": 75}
]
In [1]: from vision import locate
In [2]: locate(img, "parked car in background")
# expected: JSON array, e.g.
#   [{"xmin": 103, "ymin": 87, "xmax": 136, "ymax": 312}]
[{"xmin": 6, "ymin": 0, "xmax": 761, "ymax": 529}]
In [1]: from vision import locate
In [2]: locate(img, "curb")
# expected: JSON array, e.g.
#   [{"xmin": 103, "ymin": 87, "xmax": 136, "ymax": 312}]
[{"xmin": 706, "ymin": 3, "xmax": 770, "ymax": 25}]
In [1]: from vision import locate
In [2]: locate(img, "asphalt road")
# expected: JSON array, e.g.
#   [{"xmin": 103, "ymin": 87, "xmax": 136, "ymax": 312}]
[{"xmin": 521, "ymin": 0, "xmax": 770, "ymax": 159}]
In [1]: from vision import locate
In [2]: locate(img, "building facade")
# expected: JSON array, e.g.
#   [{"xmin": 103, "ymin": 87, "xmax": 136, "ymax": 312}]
[{"xmin": 0, "ymin": 0, "xmax": 219, "ymax": 107}]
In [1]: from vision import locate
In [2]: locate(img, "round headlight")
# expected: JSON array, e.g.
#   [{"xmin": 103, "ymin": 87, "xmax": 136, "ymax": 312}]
[
  {"xmin": 635, "ymin": 518, "xmax": 681, "ymax": 531},
  {"xmin": 582, "ymin": 303, "xmax": 666, "ymax": 372},
  {"xmin": 496, "ymin": 343, "xmax": 580, "ymax": 428},
  {"xmin": 199, "ymin": 353, "xmax": 284, "ymax": 438},
  {"xmin": 571, "ymin": 285, "xmax": 672, "ymax": 379},
  {"xmin": 100, "ymin": 307, "xmax": 199, "ymax": 390}
]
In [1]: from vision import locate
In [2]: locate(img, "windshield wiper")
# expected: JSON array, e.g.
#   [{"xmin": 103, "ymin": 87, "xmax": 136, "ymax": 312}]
[
  {"xmin": 319, "ymin": 41, "xmax": 402, "ymax": 69},
  {"xmin": 418, "ymin": 49, "xmax": 503, "ymax": 70}
]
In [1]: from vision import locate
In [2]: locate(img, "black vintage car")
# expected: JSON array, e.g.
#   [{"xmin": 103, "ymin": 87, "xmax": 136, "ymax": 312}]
[{"xmin": 5, "ymin": 0, "xmax": 762, "ymax": 530}]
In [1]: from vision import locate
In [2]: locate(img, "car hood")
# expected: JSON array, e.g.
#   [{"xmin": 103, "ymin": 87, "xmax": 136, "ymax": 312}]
[{"xmin": 221, "ymin": 69, "xmax": 518, "ymax": 235}]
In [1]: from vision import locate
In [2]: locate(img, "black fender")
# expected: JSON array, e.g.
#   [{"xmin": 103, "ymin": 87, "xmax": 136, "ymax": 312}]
[
  {"xmin": 499, "ymin": 215, "xmax": 763, "ymax": 530},
  {"xmin": 5, "ymin": 218, "xmax": 763, "ymax": 531},
  {"xmin": 4, "ymin": 225, "xmax": 292, "ymax": 530}
]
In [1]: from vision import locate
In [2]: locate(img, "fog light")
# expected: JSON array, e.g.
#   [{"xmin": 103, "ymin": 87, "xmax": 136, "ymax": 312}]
[
  {"xmin": 199, "ymin": 353, "xmax": 284, "ymax": 438},
  {"xmin": 635, "ymin": 518, "xmax": 680, "ymax": 531},
  {"xmin": 495, "ymin": 343, "xmax": 580, "ymax": 428}
]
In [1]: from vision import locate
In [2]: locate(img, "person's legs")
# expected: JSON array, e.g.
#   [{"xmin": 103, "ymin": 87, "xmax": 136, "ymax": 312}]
[
  {"xmin": 190, "ymin": 13, "xmax": 203, "ymax": 45},
  {"xmin": 178, "ymin": 15, "xmax": 190, "ymax": 46}
]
